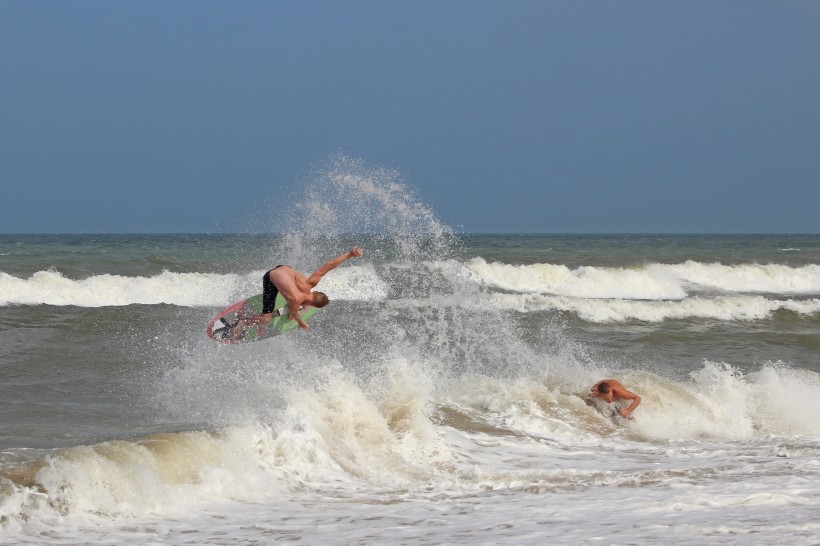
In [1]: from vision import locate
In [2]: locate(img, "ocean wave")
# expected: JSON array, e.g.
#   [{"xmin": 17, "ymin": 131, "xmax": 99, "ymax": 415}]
[
  {"xmin": 467, "ymin": 258, "xmax": 820, "ymax": 298},
  {"xmin": 2, "ymin": 361, "xmax": 818, "ymax": 531},
  {"xmin": 0, "ymin": 364, "xmax": 448, "ymax": 528},
  {"xmin": 483, "ymin": 293, "xmax": 820, "ymax": 323},
  {"xmin": 0, "ymin": 266, "xmax": 388, "ymax": 308},
  {"xmin": 3, "ymin": 262, "xmax": 820, "ymax": 326},
  {"xmin": 451, "ymin": 362, "xmax": 820, "ymax": 441}
]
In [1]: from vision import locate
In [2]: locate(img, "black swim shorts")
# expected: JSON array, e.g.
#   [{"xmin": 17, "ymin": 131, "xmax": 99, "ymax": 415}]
[{"xmin": 261, "ymin": 266, "xmax": 284, "ymax": 314}]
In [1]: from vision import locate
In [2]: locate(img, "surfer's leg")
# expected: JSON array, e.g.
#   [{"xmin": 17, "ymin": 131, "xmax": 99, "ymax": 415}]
[
  {"xmin": 229, "ymin": 270, "xmax": 280, "ymax": 342},
  {"xmin": 230, "ymin": 313, "xmax": 273, "ymax": 341},
  {"xmin": 227, "ymin": 271, "xmax": 277, "ymax": 342}
]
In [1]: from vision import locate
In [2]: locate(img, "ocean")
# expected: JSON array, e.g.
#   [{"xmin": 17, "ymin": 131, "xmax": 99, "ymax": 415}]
[{"xmin": 1, "ymin": 172, "xmax": 819, "ymax": 544}]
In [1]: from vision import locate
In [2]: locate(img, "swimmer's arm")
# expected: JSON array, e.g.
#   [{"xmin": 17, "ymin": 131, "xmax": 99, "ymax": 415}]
[
  {"xmin": 285, "ymin": 295, "xmax": 309, "ymax": 329},
  {"xmin": 619, "ymin": 390, "xmax": 641, "ymax": 417},
  {"xmin": 288, "ymin": 309, "xmax": 309, "ymax": 330},
  {"xmin": 307, "ymin": 246, "xmax": 363, "ymax": 286}
]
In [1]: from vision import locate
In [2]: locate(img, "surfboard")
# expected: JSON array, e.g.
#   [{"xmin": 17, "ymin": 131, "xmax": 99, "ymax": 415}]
[
  {"xmin": 206, "ymin": 292, "xmax": 320, "ymax": 344},
  {"xmin": 584, "ymin": 396, "xmax": 634, "ymax": 425}
]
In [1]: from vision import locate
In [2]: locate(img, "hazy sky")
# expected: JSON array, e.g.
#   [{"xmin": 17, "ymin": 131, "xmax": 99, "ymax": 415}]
[{"xmin": 2, "ymin": 1, "xmax": 819, "ymax": 233}]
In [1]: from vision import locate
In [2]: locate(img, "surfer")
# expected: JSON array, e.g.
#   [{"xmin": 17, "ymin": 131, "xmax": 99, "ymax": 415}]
[
  {"xmin": 586, "ymin": 379, "xmax": 641, "ymax": 418},
  {"xmin": 230, "ymin": 246, "xmax": 364, "ymax": 339}
]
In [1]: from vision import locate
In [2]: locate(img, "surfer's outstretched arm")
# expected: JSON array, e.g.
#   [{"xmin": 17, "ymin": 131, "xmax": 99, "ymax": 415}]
[{"xmin": 307, "ymin": 246, "xmax": 364, "ymax": 286}]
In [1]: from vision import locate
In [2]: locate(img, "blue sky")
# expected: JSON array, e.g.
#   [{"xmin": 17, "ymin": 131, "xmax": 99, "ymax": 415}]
[{"xmin": 2, "ymin": 1, "xmax": 819, "ymax": 233}]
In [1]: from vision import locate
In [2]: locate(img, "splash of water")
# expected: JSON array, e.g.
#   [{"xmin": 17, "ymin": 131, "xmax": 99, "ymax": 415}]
[
  {"xmin": 154, "ymin": 155, "xmax": 556, "ymax": 428},
  {"xmin": 279, "ymin": 154, "xmax": 459, "ymax": 266}
]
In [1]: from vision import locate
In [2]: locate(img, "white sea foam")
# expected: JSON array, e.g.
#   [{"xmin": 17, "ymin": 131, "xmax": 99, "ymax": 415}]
[
  {"xmin": 3, "ymin": 264, "xmax": 818, "ymax": 324},
  {"xmin": 466, "ymin": 258, "xmax": 689, "ymax": 299},
  {"xmin": 448, "ymin": 362, "xmax": 820, "ymax": 442},
  {"xmin": 3, "ymin": 361, "xmax": 820, "ymax": 543},
  {"xmin": 468, "ymin": 258, "xmax": 820, "ymax": 298},
  {"xmin": 0, "ymin": 266, "xmax": 388, "ymax": 307},
  {"xmin": 0, "ymin": 270, "xmax": 239, "ymax": 307},
  {"xmin": 0, "ymin": 363, "xmax": 453, "ymax": 531},
  {"xmin": 630, "ymin": 362, "xmax": 820, "ymax": 440},
  {"xmin": 668, "ymin": 261, "xmax": 820, "ymax": 294},
  {"xmin": 483, "ymin": 293, "xmax": 820, "ymax": 322}
]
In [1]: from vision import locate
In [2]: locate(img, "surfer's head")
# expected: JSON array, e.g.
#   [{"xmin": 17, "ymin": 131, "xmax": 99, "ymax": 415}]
[
  {"xmin": 311, "ymin": 291, "xmax": 330, "ymax": 308},
  {"xmin": 595, "ymin": 382, "xmax": 614, "ymax": 402}
]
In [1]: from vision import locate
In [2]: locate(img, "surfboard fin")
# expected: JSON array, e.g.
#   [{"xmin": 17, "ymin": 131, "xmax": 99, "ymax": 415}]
[{"xmin": 274, "ymin": 305, "xmax": 306, "ymax": 317}]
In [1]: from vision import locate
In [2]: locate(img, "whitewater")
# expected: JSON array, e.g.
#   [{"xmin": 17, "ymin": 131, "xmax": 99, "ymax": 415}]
[
  {"xmin": 3, "ymin": 259, "xmax": 819, "ymax": 326},
  {"xmin": 1, "ymin": 157, "xmax": 820, "ymax": 544}
]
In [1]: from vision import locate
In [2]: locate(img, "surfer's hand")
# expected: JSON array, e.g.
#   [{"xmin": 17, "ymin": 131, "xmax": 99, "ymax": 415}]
[
  {"xmin": 350, "ymin": 246, "xmax": 363, "ymax": 258},
  {"xmin": 299, "ymin": 321, "xmax": 309, "ymax": 330}
]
